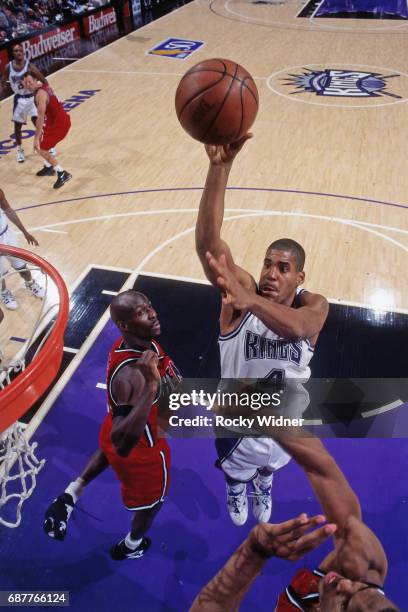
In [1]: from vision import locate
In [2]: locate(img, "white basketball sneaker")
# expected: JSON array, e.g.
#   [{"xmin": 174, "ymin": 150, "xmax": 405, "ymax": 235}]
[
  {"xmin": 25, "ymin": 280, "xmax": 45, "ymax": 299},
  {"xmin": 17, "ymin": 148, "xmax": 25, "ymax": 163},
  {"xmin": 226, "ymin": 483, "xmax": 248, "ymax": 526},
  {"xmin": 1, "ymin": 289, "xmax": 18, "ymax": 310},
  {"xmin": 251, "ymin": 474, "xmax": 273, "ymax": 523}
]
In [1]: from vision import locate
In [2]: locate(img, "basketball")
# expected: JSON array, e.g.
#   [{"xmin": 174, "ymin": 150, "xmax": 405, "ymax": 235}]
[{"xmin": 175, "ymin": 58, "xmax": 259, "ymax": 145}]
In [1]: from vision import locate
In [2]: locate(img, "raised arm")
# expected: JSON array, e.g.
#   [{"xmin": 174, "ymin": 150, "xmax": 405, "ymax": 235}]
[
  {"xmin": 277, "ymin": 436, "xmax": 362, "ymax": 537},
  {"xmin": 195, "ymin": 136, "xmax": 254, "ymax": 291},
  {"xmin": 190, "ymin": 514, "xmax": 336, "ymax": 611},
  {"xmin": 110, "ymin": 350, "xmax": 160, "ymax": 457}
]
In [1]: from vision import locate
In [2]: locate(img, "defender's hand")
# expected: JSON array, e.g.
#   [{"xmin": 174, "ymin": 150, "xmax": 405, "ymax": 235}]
[{"xmin": 138, "ymin": 350, "xmax": 160, "ymax": 385}]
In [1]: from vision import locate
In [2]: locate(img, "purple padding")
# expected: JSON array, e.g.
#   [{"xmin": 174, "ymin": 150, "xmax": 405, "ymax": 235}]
[
  {"xmin": 315, "ymin": 0, "xmax": 408, "ymax": 17},
  {"xmin": 0, "ymin": 321, "xmax": 407, "ymax": 610}
]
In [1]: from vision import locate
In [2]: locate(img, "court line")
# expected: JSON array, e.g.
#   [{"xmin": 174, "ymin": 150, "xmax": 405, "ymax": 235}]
[
  {"xmin": 304, "ymin": 399, "xmax": 405, "ymax": 426},
  {"xmin": 23, "ymin": 208, "xmax": 408, "ymax": 240},
  {"xmin": 14, "ymin": 187, "xmax": 408, "ymax": 213},
  {"xmin": 215, "ymin": 0, "xmax": 408, "ymax": 33},
  {"xmin": 64, "ymin": 68, "xmax": 268, "ymax": 80},
  {"xmin": 25, "ymin": 206, "xmax": 407, "ymax": 440}
]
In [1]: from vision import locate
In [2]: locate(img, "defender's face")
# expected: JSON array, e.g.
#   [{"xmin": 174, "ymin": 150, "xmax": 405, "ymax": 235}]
[
  {"xmin": 121, "ymin": 298, "xmax": 161, "ymax": 340},
  {"xmin": 258, "ymin": 249, "xmax": 304, "ymax": 305},
  {"xmin": 21, "ymin": 75, "xmax": 37, "ymax": 92},
  {"xmin": 12, "ymin": 46, "xmax": 24, "ymax": 62}
]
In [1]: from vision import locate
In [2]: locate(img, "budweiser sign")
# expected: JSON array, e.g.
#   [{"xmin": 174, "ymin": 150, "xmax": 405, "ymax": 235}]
[
  {"xmin": 22, "ymin": 23, "xmax": 80, "ymax": 60},
  {"xmin": 84, "ymin": 7, "xmax": 117, "ymax": 36}
]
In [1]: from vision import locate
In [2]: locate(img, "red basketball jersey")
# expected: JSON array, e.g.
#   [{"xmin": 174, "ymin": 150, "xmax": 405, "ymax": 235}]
[
  {"xmin": 39, "ymin": 85, "xmax": 69, "ymax": 127},
  {"xmin": 106, "ymin": 338, "xmax": 181, "ymax": 449}
]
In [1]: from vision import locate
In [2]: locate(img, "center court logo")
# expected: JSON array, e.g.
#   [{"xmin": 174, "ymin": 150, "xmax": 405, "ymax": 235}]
[
  {"xmin": 284, "ymin": 69, "xmax": 402, "ymax": 98},
  {"xmin": 267, "ymin": 64, "xmax": 408, "ymax": 108}
]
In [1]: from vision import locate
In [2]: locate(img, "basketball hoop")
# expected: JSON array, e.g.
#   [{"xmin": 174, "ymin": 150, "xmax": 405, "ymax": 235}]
[
  {"xmin": 0, "ymin": 245, "xmax": 69, "ymax": 432},
  {"xmin": 0, "ymin": 245, "xmax": 69, "ymax": 527}
]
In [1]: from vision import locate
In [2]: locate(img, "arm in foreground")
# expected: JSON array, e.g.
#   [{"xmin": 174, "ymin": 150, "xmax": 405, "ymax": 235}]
[{"xmin": 190, "ymin": 514, "xmax": 336, "ymax": 612}]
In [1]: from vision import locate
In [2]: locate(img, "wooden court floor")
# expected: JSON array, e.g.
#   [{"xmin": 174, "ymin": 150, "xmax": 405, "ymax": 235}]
[{"xmin": 1, "ymin": 0, "xmax": 407, "ymax": 357}]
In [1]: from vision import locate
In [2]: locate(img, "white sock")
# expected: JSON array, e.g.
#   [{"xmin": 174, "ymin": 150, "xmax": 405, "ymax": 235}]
[
  {"xmin": 55, "ymin": 165, "xmax": 63, "ymax": 173},
  {"xmin": 124, "ymin": 533, "xmax": 142, "ymax": 550},
  {"xmin": 43, "ymin": 160, "xmax": 51, "ymax": 167},
  {"xmin": 257, "ymin": 472, "xmax": 273, "ymax": 488},
  {"xmin": 227, "ymin": 482, "xmax": 245, "ymax": 494},
  {"xmin": 17, "ymin": 145, "xmax": 23, "ymax": 151},
  {"xmin": 65, "ymin": 477, "xmax": 85, "ymax": 504}
]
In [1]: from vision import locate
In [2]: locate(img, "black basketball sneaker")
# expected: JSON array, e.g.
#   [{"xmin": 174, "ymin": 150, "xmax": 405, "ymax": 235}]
[
  {"xmin": 36, "ymin": 165, "xmax": 55, "ymax": 176},
  {"xmin": 43, "ymin": 493, "xmax": 75, "ymax": 541},
  {"xmin": 110, "ymin": 537, "xmax": 151, "ymax": 560},
  {"xmin": 53, "ymin": 170, "xmax": 72, "ymax": 189}
]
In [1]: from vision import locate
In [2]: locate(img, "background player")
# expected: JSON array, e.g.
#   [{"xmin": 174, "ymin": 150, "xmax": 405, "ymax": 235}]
[
  {"xmin": 22, "ymin": 71, "xmax": 71, "ymax": 189},
  {"xmin": 195, "ymin": 135, "xmax": 329, "ymax": 526},
  {"xmin": 44, "ymin": 290, "xmax": 181, "ymax": 560},
  {"xmin": 0, "ymin": 188, "xmax": 44, "ymax": 310},
  {"xmin": 0, "ymin": 43, "xmax": 48, "ymax": 164}
]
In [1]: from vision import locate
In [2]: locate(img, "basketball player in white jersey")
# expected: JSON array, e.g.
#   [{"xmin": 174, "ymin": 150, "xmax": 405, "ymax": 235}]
[
  {"xmin": 0, "ymin": 43, "xmax": 47, "ymax": 163},
  {"xmin": 0, "ymin": 188, "xmax": 44, "ymax": 310},
  {"xmin": 195, "ymin": 134, "xmax": 329, "ymax": 526}
]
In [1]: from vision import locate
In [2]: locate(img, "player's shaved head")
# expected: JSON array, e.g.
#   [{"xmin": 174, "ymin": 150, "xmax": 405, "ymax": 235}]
[{"xmin": 110, "ymin": 290, "xmax": 148, "ymax": 324}]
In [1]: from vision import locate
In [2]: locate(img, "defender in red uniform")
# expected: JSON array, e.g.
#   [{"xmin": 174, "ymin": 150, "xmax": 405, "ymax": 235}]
[
  {"xmin": 43, "ymin": 291, "xmax": 181, "ymax": 560},
  {"xmin": 21, "ymin": 71, "xmax": 72, "ymax": 189}
]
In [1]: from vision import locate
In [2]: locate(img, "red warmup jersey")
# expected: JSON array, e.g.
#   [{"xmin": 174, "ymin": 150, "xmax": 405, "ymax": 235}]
[
  {"xmin": 39, "ymin": 85, "xmax": 69, "ymax": 127},
  {"xmin": 106, "ymin": 338, "xmax": 181, "ymax": 449}
]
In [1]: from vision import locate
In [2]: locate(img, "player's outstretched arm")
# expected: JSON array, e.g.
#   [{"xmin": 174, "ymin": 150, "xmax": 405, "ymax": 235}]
[
  {"xmin": 0, "ymin": 189, "xmax": 39, "ymax": 246},
  {"xmin": 190, "ymin": 514, "xmax": 336, "ymax": 611},
  {"xmin": 195, "ymin": 135, "xmax": 254, "ymax": 290},
  {"xmin": 277, "ymin": 436, "xmax": 362, "ymax": 537},
  {"xmin": 110, "ymin": 350, "xmax": 160, "ymax": 457}
]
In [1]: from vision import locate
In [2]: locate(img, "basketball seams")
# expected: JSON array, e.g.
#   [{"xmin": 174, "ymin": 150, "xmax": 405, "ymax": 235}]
[
  {"xmin": 201, "ymin": 62, "xmax": 239, "ymax": 142},
  {"xmin": 177, "ymin": 74, "xmax": 226, "ymax": 118},
  {"xmin": 175, "ymin": 58, "xmax": 259, "ymax": 144},
  {"xmin": 241, "ymin": 78, "xmax": 259, "ymax": 106}
]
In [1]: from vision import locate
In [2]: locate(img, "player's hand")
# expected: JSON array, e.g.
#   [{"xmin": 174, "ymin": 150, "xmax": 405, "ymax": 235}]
[
  {"xmin": 205, "ymin": 251, "xmax": 252, "ymax": 310},
  {"xmin": 24, "ymin": 232, "xmax": 39, "ymax": 246},
  {"xmin": 205, "ymin": 132, "xmax": 253, "ymax": 166},
  {"xmin": 248, "ymin": 514, "xmax": 337, "ymax": 562},
  {"xmin": 138, "ymin": 350, "xmax": 160, "ymax": 386}
]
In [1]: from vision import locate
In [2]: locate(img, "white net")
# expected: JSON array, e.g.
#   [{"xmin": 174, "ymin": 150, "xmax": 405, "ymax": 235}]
[{"xmin": 0, "ymin": 422, "xmax": 45, "ymax": 528}]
